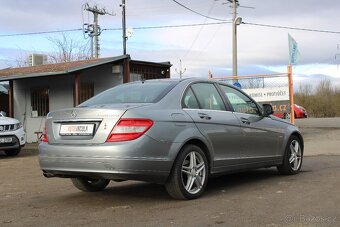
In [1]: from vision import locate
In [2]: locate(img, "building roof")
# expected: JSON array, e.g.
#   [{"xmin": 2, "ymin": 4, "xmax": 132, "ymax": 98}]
[
  {"xmin": 0, "ymin": 55, "xmax": 130, "ymax": 81},
  {"xmin": 0, "ymin": 55, "xmax": 129, "ymax": 81},
  {"xmin": 0, "ymin": 55, "xmax": 172, "ymax": 82}
]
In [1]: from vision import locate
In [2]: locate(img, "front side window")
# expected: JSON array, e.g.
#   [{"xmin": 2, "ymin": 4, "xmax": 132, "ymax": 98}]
[
  {"xmin": 190, "ymin": 83, "xmax": 225, "ymax": 111},
  {"xmin": 219, "ymin": 85, "xmax": 260, "ymax": 115},
  {"xmin": 31, "ymin": 88, "xmax": 49, "ymax": 117}
]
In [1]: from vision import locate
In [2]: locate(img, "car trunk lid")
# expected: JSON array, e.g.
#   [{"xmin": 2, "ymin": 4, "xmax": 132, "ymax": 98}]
[{"xmin": 46, "ymin": 104, "xmax": 150, "ymax": 145}]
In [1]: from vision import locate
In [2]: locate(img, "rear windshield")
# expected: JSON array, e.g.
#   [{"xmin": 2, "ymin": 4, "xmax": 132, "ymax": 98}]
[{"xmin": 79, "ymin": 80, "xmax": 177, "ymax": 106}]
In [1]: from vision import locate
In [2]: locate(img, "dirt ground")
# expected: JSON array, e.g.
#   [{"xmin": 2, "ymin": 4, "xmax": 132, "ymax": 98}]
[{"xmin": 1, "ymin": 118, "xmax": 339, "ymax": 227}]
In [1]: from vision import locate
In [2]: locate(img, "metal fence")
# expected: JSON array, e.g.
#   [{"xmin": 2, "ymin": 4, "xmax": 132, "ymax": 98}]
[{"xmin": 209, "ymin": 67, "xmax": 295, "ymax": 124}]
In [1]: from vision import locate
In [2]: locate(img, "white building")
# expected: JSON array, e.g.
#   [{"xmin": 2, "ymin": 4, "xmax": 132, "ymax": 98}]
[{"xmin": 0, "ymin": 55, "xmax": 171, "ymax": 143}]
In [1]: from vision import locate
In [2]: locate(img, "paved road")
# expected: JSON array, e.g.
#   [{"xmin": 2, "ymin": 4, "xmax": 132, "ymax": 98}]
[
  {"xmin": 296, "ymin": 118, "xmax": 340, "ymax": 156},
  {"xmin": 295, "ymin": 117, "xmax": 340, "ymax": 129},
  {"xmin": 1, "ymin": 118, "xmax": 339, "ymax": 227}
]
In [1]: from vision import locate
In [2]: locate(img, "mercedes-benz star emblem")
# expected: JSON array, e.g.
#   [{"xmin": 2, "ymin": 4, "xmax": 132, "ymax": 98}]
[{"xmin": 71, "ymin": 110, "xmax": 77, "ymax": 118}]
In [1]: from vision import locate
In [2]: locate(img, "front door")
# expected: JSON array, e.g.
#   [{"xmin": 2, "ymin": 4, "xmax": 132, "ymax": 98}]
[{"xmin": 218, "ymin": 84, "xmax": 282, "ymax": 164}]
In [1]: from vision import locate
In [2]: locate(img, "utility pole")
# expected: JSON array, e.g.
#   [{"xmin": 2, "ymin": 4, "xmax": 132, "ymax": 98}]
[
  {"xmin": 121, "ymin": 0, "xmax": 127, "ymax": 55},
  {"xmin": 229, "ymin": 0, "xmax": 242, "ymax": 82},
  {"xmin": 232, "ymin": 0, "xmax": 237, "ymax": 77},
  {"xmin": 336, "ymin": 44, "xmax": 340, "ymax": 69},
  {"xmin": 83, "ymin": 3, "xmax": 112, "ymax": 58},
  {"xmin": 175, "ymin": 59, "xmax": 186, "ymax": 78}
]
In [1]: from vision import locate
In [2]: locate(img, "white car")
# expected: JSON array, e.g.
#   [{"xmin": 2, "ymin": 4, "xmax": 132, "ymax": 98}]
[{"xmin": 0, "ymin": 112, "xmax": 26, "ymax": 156}]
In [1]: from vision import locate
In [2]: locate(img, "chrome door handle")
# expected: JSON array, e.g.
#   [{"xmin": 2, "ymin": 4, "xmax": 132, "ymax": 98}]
[
  {"xmin": 198, "ymin": 113, "xmax": 212, "ymax": 120},
  {"xmin": 240, "ymin": 117, "xmax": 250, "ymax": 124}
]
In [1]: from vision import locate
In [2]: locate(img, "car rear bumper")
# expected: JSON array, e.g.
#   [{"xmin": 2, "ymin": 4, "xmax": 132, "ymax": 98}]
[{"xmin": 38, "ymin": 137, "xmax": 179, "ymax": 184}]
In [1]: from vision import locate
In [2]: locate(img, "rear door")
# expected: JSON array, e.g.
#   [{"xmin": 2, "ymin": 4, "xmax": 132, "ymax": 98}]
[
  {"xmin": 182, "ymin": 82, "xmax": 243, "ymax": 172},
  {"xmin": 218, "ymin": 85, "xmax": 283, "ymax": 163}
]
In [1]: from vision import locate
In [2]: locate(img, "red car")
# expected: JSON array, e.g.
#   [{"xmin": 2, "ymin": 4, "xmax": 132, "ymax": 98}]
[
  {"xmin": 294, "ymin": 104, "xmax": 308, "ymax": 118},
  {"xmin": 273, "ymin": 104, "xmax": 308, "ymax": 119}
]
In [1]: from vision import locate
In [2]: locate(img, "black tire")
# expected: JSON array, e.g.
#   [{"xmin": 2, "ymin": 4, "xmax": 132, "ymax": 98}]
[
  {"xmin": 71, "ymin": 178, "xmax": 110, "ymax": 192},
  {"xmin": 165, "ymin": 144, "xmax": 208, "ymax": 200},
  {"xmin": 277, "ymin": 136, "xmax": 303, "ymax": 175},
  {"xmin": 4, "ymin": 148, "xmax": 21, "ymax": 156}
]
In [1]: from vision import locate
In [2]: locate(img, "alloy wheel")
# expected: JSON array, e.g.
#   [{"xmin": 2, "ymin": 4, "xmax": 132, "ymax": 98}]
[
  {"xmin": 181, "ymin": 151, "xmax": 206, "ymax": 194},
  {"xmin": 289, "ymin": 140, "xmax": 302, "ymax": 171}
]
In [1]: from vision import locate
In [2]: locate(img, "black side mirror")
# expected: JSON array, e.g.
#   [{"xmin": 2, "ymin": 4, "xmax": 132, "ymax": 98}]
[{"xmin": 262, "ymin": 104, "xmax": 274, "ymax": 116}]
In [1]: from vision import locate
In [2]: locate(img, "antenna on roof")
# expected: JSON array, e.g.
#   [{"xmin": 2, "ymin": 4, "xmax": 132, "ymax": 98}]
[{"xmin": 175, "ymin": 59, "xmax": 186, "ymax": 78}]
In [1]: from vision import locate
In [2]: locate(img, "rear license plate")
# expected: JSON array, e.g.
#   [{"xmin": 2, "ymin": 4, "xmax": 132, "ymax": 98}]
[
  {"xmin": 0, "ymin": 137, "xmax": 12, "ymax": 143},
  {"xmin": 59, "ymin": 124, "xmax": 94, "ymax": 136}
]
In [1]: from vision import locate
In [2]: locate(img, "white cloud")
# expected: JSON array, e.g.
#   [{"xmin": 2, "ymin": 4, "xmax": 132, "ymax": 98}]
[{"xmin": 0, "ymin": 0, "xmax": 340, "ymax": 88}]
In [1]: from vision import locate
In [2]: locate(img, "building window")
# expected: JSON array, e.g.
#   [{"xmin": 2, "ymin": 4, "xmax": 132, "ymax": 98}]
[
  {"xmin": 31, "ymin": 88, "xmax": 49, "ymax": 117},
  {"xmin": 79, "ymin": 83, "xmax": 94, "ymax": 104},
  {"xmin": 130, "ymin": 65, "xmax": 167, "ymax": 80}
]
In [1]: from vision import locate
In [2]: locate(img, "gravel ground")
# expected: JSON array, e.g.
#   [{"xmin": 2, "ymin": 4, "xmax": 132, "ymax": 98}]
[{"xmin": 1, "ymin": 118, "xmax": 339, "ymax": 227}]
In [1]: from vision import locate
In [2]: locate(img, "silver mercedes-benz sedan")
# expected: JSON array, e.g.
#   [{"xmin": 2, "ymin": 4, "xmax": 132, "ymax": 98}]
[{"xmin": 39, "ymin": 78, "xmax": 303, "ymax": 199}]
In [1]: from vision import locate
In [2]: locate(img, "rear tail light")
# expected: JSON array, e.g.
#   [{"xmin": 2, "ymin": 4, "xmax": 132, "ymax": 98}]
[
  {"xmin": 106, "ymin": 118, "xmax": 153, "ymax": 142},
  {"xmin": 42, "ymin": 127, "xmax": 48, "ymax": 142}
]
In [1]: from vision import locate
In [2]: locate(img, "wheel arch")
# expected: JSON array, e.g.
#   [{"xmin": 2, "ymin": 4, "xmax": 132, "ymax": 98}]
[
  {"xmin": 178, "ymin": 138, "xmax": 212, "ymax": 174},
  {"xmin": 290, "ymin": 131, "xmax": 304, "ymax": 151}
]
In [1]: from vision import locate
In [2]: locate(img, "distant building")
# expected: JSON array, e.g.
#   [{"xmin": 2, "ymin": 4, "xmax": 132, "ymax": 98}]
[{"xmin": 0, "ymin": 55, "xmax": 171, "ymax": 142}]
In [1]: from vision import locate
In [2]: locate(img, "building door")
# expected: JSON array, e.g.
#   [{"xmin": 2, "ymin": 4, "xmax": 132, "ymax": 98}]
[{"xmin": 0, "ymin": 86, "xmax": 9, "ymax": 116}]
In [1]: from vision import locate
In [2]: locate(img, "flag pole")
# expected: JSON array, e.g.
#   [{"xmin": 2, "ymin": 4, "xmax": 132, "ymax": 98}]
[{"xmin": 288, "ymin": 64, "xmax": 295, "ymax": 124}]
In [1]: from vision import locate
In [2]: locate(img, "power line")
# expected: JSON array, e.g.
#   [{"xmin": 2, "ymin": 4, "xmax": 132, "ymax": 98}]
[
  {"xmin": 1, "ymin": 21, "xmax": 340, "ymax": 38},
  {"xmin": 171, "ymin": 0, "xmax": 229, "ymax": 22},
  {"xmin": 0, "ymin": 29, "xmax": 82, "ymax": 37},
  {"xmin": 105, "ymin": 22, "xmax": 231, "ymax": 31},
  {"xmin": 243, "ymin": 22, "xmax": 340, "ymax": 34},
  {"xmin": 0, "ymin": 22, "xmax": 231, "ymax": 37},
  {"xmin": 182, "ymin": 0, "xmax": 217, "ymax": 60}
]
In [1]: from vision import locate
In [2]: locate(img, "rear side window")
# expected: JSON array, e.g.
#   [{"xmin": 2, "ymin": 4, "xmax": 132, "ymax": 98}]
[
  {"xmin": 190, "ymin": 83, "xmax": 225, "ymax": 111},
  {"xmin": 183, "ymin": 88, "xmax": 200, "ymax": 109},
  {"xmin": 80, "ymin": 81, "xmax": 176, "ymax": 106}
]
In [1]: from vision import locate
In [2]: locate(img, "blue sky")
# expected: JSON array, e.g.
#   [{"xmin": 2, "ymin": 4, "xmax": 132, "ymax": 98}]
[{"xmin": 1, "ymin": 0, "xmax": 340, "ymax": 88}]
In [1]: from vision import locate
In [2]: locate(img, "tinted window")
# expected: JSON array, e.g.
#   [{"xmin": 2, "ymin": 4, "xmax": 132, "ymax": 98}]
[
  {"xmin": 183, "ymin": 88, "xmax": 200, "ymax": 109},
  {"xmin": 191, "ymin": 83, "xmax": 225, "ymax": 111},
  {"xmin": 80, "ymin": 81, "xmax": 176, "ymax": 106},
  {"xmin": 219, "ymin": 85, "xmax": 260, "ymax": 115}
]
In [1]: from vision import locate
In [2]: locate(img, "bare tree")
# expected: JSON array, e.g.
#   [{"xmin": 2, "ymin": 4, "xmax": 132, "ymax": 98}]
[
  {"xmin": 9, "ymin": 33, "xmax": 91, "ymax": 68},
  {"xmin": 6, "ymin": 48, "xmax": 32, "ymax": 68},
  {"xmin": 46, "ymin": 33, "xmax": 91, "ymax": 63}
]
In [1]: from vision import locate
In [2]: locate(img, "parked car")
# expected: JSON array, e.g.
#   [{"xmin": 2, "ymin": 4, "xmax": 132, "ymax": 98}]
[
  {"xmin": 294, "ymin": 104, "xmax": 308, "ymax": 118},
  {"xmin": 0, "ymin": 113, "xmax": 26, "ymax": 156},
  {"xmin": 39, "ymin": 79, "xmax": 304, "ymax": 199},
  {"xmin": 273, "ymin": 104, "xmax": 308, "ymax": 119}
]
